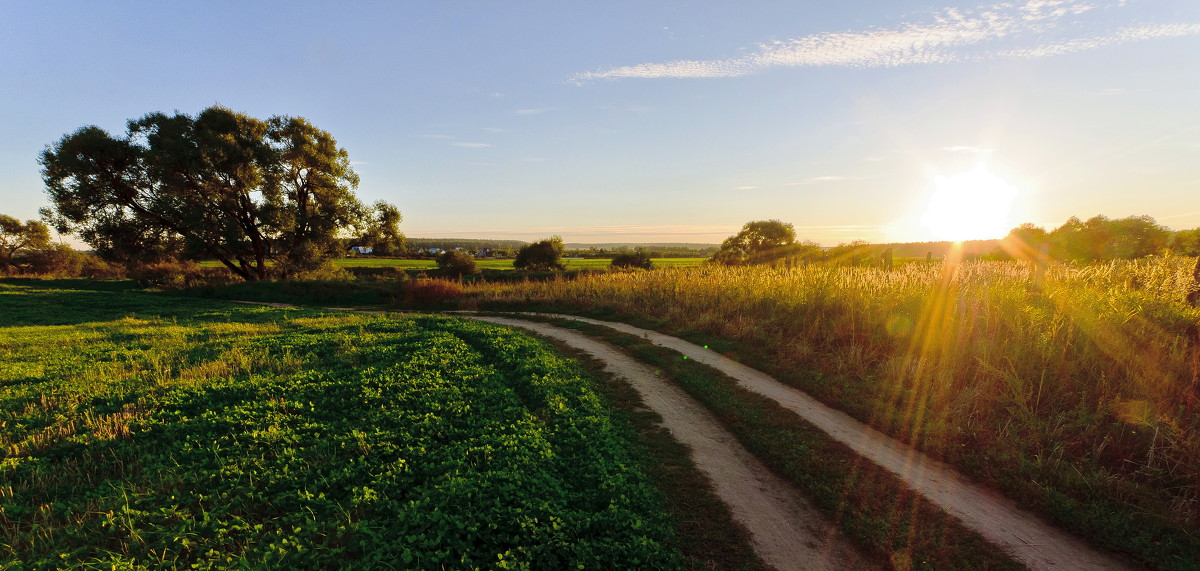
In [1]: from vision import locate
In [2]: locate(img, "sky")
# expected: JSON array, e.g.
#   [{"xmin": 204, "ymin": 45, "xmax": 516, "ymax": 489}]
[{"xmin": 2, "ymin": 0, "xmax": 1198, "ymax": 245}]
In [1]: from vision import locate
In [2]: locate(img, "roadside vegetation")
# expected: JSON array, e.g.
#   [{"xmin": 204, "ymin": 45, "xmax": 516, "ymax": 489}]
[
  {"xmin": 532, "ymin": 315, "xmax": 1022, "ymax": 570},
  {"xmin": 0, "ymin": 280, "xmax": 683, "ymax": 569},
  {"xmin": 466, "ymin": 258, "xmax": 1200, "ymax": 568}
]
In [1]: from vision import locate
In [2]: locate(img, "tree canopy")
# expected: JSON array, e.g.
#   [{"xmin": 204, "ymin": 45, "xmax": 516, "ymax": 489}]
[
  {"xmin": 1001, "ymin": 215, "xmax": 1171, "ymax": 262},
  {"xmin": 0, "ymin": 215, "xmax": 51, "ymax": 269},
  {"xmin": 514, "ymin": 236, "xmax": 565, "ymax": 271},
  {"xmin": 40, "ymin": 106, "xmax": 399, "ymax": 281},
  {"xmin": 711, "ymin": 220, "xmax": 798, "ymax": 265}
]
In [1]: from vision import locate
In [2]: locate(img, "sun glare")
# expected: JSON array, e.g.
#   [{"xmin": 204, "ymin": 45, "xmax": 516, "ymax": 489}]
[{"xmin": 921, "ymin": 165, "xmax": 1018, "ymax": 242}]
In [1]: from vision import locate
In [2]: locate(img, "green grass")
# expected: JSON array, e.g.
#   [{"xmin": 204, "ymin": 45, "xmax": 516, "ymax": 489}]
[
  {"xmin": 467, "ymin": 259, "xmax": 1200, "ymax": 569},
  {"xmin": 0, "ymin": 280, "xmax": 683, "ymax": 569},
  {"xmin": 197, "ymin": 257, "xmax": 708, "ymax": 271},
  {"xmin": 541, "ymin": 338, "xmax": 769, "ymax": 571},
  {"xmin": 521, "ymin": 315, "xmax": 1022, "ymax": 570}
]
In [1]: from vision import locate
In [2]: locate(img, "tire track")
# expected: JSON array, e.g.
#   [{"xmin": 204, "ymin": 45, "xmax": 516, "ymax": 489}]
[
  {"xmin": 487, "ymin": 313, "xmax": 1134, "ymax": 571},
  {"xmin": 471, "ymin": 315, "xmax": 878, "ymax": 571}
]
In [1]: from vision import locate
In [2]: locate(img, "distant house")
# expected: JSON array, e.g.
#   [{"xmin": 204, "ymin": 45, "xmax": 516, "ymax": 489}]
[{"xmin": 350, "ymin": 246, "xmax": 373, "ymax": 254}]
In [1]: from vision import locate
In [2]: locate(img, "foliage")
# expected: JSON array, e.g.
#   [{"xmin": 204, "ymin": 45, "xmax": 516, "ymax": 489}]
[
  {"xmin": 467, "ymin": 258, "xmax": 1200, "ymax": 568},
  {"xmin": 0, "ymin": 214, "xmax": 51, "ymax": 269},
  {"xmin": 39, "ymin": 106, "xmax": 396, "ymax": 281},
  {"xmin": 1001, "ymin": 215, "xmax": 1171, "ymax": 262},
  {"xmin": 711, "ymin": 220, "xmax": 797, "ymax": 265},
  {"xmin": 0, "ymin": 281, "xmax": 681, "ymax": 569},
  {"xmin": 406, "ymin": 237, "xmax": 526, "ymax": 254},
  {"xmin": 354, "ymin": 201, "xmax": 406, "ymax": 255},
  {"xmin": 513, "ymin": 236, "xmax": 565, "ymax": 271},
  {"xmin": 1169, "ymin": 228, "xmax": 1200, "ymax": 257},
  {"xmin": 435, "ymin": 249, "xmax": 479, "ymax": 276},
  {"xmin": 610, "ymin": 250, "xmax": 652, "ymax": 270}
]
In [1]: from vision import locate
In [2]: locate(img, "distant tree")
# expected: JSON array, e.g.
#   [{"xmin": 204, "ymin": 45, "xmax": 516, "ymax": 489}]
[
  {"xmin": 436, "ymin": 249, "xmax": 478, "ymax": 276},
  {"xmin": 999, "ymin": 223, "xmax": 1050, "ymax": 261},
  {"xmin": 1170, "ymin": 228, "xmax": 1200, "ymax": 256},
  {"xmin": 610, "ymin": 250, "xmax": 652, "ymax": 270},
  {"xmin": 39, "ymin": 106, "xmax": 393, "ymax": 281},
  {"xmin": 1047, "ymin": 215, "xmax": 1168, "ymax": 261},
  {"xmin": 1109, "ymin": 215, "xmax": 1169, "ymax": 259},
  {"xmin": 0, "ymin": 215, "xmax": 51, "ymax": 269},
  {"xmin": 711, "ymin": 220, "xmax": 797, "ymax": 265},
  {"xmin": 357, "ymin": 201, "xmax": 406, "ymax": 255},
  {"xmin": 514, "ymin": 236, "xmax": 565, "ymax": 271}
]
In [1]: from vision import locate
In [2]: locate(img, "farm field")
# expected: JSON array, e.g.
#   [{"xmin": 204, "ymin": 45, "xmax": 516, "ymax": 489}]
[
  {"xmin": 0, "ymin": 280, "xmax": 682, "ymax": 569},
  {"xmin": 196, "ymin": 257, "xmax": 708, "ymax": 271},
  {"xmin": 467, "ymin": 258, "xmax": 1200, "ymax": 568}
]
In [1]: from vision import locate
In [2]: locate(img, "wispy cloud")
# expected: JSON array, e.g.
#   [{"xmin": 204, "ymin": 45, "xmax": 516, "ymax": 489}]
[
  {"xmin": 573, "ymin": 0, "xmax": 1200, "ymax": 81},
  {"xmin": 516, "ymin": 107, "xmax": 556, "ymax": 115},
  {"xmin": 786, "ymin": 175, "xmax": 852, "ymax": 185},
  {"xmin": 734, "ymin": 185, "xmax": 758, "ymax": 190},
  {"xmin": 942, "ymin": 145, "xmax": 991, "ymax": 153},
  {"xmin": 452, "ymin": 142, "xmax": 491, "ymax": 148}
]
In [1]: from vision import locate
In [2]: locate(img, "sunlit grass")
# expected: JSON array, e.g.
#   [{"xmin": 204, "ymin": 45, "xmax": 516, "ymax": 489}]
[
  {"xmin": 0, "ymin": 280, "xmax": 681, "ymax": 568},
  {"xmin": 195, "ymin": 257, "xmax": 708, "ymax": 271},
  {"xmin": 467, "ymin": 257, "xmax": 1200, "ymax": 567}
]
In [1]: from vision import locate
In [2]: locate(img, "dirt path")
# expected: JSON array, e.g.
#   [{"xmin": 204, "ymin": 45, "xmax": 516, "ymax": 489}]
[
  {"xmin": 472, "ymin": 315, "xmax": 878, "ymax": 571},
  {"xmin": 491, "ymin": 313, "xmax": 1134, "ymax": 571}
]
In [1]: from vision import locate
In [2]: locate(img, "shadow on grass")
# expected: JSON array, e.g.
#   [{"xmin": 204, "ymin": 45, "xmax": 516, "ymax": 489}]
[{"xmin": 0, "ymin": 277, "xmax": 316, "ymax": 327}]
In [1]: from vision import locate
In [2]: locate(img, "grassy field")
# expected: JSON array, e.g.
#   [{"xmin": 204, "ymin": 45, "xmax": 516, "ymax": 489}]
[
  {"xmin": 0, "ymin": 280, "xmax": 683, "ymax": 569},
  {"xmin": 466, "ymin": 258, "xmax": 1200, "ymax": 569},
  {"xmin": 198, "ymin": 257, "xmax": 708, "ymax": 271}
]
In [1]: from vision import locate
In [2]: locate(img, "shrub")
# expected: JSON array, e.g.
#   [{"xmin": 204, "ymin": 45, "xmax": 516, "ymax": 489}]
[
  {"xmin": 610, "ymin": 251, "xmax": 653, "ymax": 270},
  {"xmin": 436, "ymin": 250, "xmax": 479, "ymax": 276},
  {"xmin": 26, "ymin": 244, "xmax": 85, "ymax": 277},
  {"xmin": 129, "ymin": 259, "xmax": 233, "ymax": 289},
  {"xmin": 514, "ymin": 236, "xmax": 565, "ymax": 271}
]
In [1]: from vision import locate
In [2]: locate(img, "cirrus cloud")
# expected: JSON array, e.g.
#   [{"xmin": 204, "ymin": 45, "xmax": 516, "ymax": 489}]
[{"xmin": 572, "ymin": 0, "xmax": 1199, "ymax": 81}]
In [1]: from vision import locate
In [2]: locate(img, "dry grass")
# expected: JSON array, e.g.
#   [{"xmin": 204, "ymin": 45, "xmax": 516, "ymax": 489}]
[{"xmin": 467, "ymin": 256, "xmax": 1200, "ymax": 565}]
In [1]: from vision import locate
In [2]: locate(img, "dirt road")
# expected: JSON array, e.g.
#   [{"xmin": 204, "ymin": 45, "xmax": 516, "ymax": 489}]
[
  {"xmin": 472, "ymin": 315, "xmax": 878, "ymax": 571},
  {"xmin": 485, "ymin": 313, "xmax": 1134, "ymax": 571}
]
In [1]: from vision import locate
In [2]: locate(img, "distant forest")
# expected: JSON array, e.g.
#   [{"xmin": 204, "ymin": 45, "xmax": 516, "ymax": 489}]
[{"xmin": 405, "ymin": 238, "xmax": 718, "ymax": 258}]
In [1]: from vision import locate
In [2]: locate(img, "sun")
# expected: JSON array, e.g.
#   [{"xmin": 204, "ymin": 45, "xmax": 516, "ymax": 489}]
[{"xmin": 921, "ymin": 165, "xmax": 1018, "ymax": 242}]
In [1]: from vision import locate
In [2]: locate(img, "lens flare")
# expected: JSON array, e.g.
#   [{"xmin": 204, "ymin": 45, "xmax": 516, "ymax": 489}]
[{"xmin": 921, "ymin": 165, "xmax": 1018, "ymax": 241}]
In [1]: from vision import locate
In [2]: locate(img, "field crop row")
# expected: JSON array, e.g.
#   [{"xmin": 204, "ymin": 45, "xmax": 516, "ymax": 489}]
[
  {"xmin": 467, "ymin": 258, "xmax": 1200, "ymax": 568},
  {"xmin": 0, "ymin": 281, "xmax": 680, "ymax": 569}
]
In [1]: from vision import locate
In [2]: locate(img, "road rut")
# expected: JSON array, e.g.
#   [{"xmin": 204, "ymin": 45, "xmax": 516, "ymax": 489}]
[{"xmin": 483, "ymin": 313, "xmax": 1133, "ymax": 571}]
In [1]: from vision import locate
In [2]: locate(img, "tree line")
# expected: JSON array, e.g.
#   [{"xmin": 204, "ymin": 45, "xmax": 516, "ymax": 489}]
[{"xmin": 710, "ymin": 216, "xmax": 1200, "ymax": 267}]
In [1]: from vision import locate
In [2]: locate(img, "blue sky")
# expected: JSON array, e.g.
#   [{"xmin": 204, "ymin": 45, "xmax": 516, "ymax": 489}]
[{"xmin": 2, "ymin": 0, "xmax": 1198, "ymax": 245}]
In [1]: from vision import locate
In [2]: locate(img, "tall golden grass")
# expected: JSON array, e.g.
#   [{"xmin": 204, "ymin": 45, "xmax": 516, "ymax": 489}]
[{"xmin": 468, "ymin": 257, "xmax": 1200, "ymax": 536}]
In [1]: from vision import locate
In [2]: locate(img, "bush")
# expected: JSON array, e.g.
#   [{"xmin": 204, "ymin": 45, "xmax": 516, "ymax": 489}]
[
  {"xmin": 514, "ymin": 236, "xmax": 565, "ymax": 271},
  {"xmin": 436, "ymin": 250, "xmax": 478, "ymax": 276},
  {"xmin": 610, "ymin": 251, "xmax": 653, "ymax": 270},
  {"xmin": 23, "ymin": 244, "xmax": 83, "ymax": 276},
  {"xmin": 129, "ymin": 259, "xmax": 233, "ymax": 289}
]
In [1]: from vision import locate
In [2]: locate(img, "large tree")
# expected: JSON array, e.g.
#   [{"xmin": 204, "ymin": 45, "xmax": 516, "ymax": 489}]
[
  {"xmin": 711, "ymin": 219, "xmax": 797, "ymax": 265},
  {"xmin": 40, "ymin": 106, "xmax": 395, "ymax": 281},
  {"xmin": 0, "ymin": 215, "xmax": 51, "ymax": 269}
]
